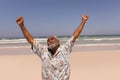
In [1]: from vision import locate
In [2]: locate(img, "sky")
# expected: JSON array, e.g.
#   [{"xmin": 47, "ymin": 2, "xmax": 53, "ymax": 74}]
[{"xmin": 0, "ymin": 0, "xmax": 120, "ymax": 38}]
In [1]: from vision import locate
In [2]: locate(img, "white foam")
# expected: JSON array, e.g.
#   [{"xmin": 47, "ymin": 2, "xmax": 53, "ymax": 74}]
[
  {"xmin": 75, "ymin": 43, "xmax": 120, "ymax": 47},
  {"xmin": 84, "ymin": 38, "xmax": 120, "ymax": 41}
]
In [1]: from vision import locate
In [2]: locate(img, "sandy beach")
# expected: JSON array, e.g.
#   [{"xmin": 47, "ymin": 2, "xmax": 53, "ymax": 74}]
[{"xmin": 0, "ymin": 46, "xmax": 120, "ymax": 80}]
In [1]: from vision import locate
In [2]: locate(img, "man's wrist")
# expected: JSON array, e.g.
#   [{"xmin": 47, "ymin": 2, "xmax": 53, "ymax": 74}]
[
  {"xmin": 82, "ymin": 19, "xmax": 87, "ymax": 23},
  {"xmin": 19, "ymin": 23, "xmax": 24, "ymax": 27}
]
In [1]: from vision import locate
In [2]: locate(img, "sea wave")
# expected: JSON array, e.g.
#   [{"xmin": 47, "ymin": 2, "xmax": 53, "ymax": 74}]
[
  {"xmin": 1, "ymin": 35, "xmax": 120, "ymax": 46},
  {"xmin": 0, "ymin": 39, "xmax": 27, "ymax": 44},
  {"xmin": 75, "ymin": 43, "xmax": 120, "ymax": 47},
  {"xmin": 0, "ymin": 38, "xmax": 47, "ymax": 44},
  {"xmin": 84, "ymin": 38, "xmax": 120, "ymax": 41}
]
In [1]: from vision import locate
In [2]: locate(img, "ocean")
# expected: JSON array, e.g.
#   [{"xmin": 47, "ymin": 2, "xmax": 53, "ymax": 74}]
[{"xmin": 0, "ymin": 35, "xmax": 120, "ymax": 48}]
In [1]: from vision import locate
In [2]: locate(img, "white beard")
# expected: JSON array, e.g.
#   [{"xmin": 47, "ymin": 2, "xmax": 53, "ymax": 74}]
[{"xmin": 48, "ymin": 42, "xmax": 59, "ymax": 49}]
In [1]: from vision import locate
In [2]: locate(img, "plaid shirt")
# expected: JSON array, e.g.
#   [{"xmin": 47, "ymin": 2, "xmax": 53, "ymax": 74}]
[{"xmin": 32, "ymin": 37, "xmax": 74, "ymax": 80}]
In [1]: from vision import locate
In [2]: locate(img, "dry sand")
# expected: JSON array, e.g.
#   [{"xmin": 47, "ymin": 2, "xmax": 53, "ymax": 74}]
[{"xmin": 0, "ymin": 47, "xmax": 120, "ymax": 80}]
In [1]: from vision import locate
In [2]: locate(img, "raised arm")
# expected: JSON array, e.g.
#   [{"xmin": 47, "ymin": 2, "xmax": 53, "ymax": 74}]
[
  {"xmin": 16, "ymin": 16, "xmax": 34, "ymax": 46},
  {"xmin": 72, "ymin": 14, "xmax": 89, "ymax": 42}
]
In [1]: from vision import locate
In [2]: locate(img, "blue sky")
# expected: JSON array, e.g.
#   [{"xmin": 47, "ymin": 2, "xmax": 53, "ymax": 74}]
[{"xmin": 0, "ymin": 0, "xmax": 120, "ymax": 38}]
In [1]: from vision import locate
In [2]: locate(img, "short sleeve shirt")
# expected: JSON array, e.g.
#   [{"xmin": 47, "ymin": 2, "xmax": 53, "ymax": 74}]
[{"xmin": 32, "ymin": 37, "xmax": 74, "ymax": 80}]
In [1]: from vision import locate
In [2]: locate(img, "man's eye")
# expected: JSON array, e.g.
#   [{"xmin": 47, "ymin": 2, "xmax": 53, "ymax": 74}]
[{"xmin": 51, "ymin": 38, "xmax": 54, "ymax": 40}]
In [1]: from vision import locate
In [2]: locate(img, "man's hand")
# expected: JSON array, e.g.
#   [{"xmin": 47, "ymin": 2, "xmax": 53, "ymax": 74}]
[
  {"xmin": 82, "ymin": 14, "xmax": 89, "ymax": 22},
  {"xmin": 16, "ymin": 16, "xmax": 24, "ymax": 26}
]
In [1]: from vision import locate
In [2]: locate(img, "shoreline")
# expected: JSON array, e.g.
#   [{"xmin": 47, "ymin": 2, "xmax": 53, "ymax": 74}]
[{"xmin": 0, "ymin": 44, "xmax": 120, "ymax": 55}]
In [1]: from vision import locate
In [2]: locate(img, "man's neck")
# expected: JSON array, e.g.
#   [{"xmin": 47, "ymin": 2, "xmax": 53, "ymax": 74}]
[{"xmin": 48, "ymin": 47, "xmax": 58, "ymax": 56}]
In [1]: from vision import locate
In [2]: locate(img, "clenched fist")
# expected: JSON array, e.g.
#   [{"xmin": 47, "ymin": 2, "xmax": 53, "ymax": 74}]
[
  {"xmin": 82, "ymin": 14, "xmax": 89, "ymax": 22},
  {"xmin": 16, "ymin": 16, "xmax": 24, "ymax": 26}
]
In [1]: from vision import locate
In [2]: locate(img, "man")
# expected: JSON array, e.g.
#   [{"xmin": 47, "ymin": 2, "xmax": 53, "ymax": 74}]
[{"xmin": 16, "ymin": 14, "xmax": 88, "ymax": 80}]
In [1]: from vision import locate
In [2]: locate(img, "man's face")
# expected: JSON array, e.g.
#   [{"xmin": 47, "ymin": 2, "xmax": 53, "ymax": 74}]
[{"xmin": 47, "ymin": 36, "xmax": 60, "ymax": 50}]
